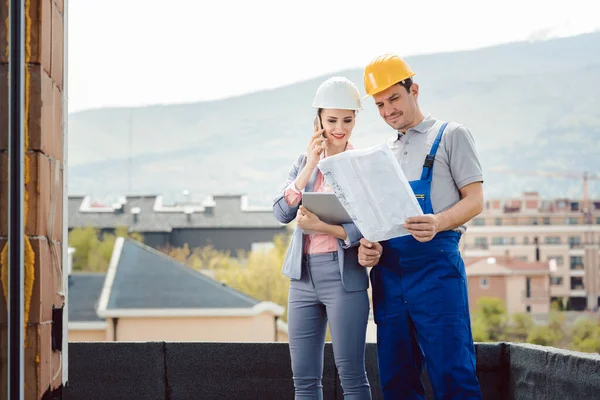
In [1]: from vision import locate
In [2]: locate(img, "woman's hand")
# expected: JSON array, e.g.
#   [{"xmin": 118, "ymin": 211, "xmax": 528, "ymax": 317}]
[
  {"xmin": 297, "ymin": 206, "xmax": 349, "ymax": 241},
  {"xmin": 306, "ymin": 128, "xmax": 327, "ymax": 169},
  {"xmin": 296, "ymin": 206, "xmax": 324, "ymax": 232}
]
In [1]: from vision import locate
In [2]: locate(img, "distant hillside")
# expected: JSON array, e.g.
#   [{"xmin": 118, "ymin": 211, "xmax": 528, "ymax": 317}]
[{"xmin": 68, "ymin": 32, "xmax": 600, "ymax": 205}]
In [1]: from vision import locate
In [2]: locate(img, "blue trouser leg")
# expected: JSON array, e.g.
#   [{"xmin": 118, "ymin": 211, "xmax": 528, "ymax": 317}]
[
  {"xmin": 372, "ymin": 233, "xmax": 482, "ymax": 400},
  {"xmin": 407, "ymin": 251, "xmax": 480, "ymax": 400},
  {"xmin": 288, "ymin": 253, "xmax": 372, "ymax": 400},
  {"xmin": 371, "ymin": 263, "xmax": 426, "ymax": 399}
]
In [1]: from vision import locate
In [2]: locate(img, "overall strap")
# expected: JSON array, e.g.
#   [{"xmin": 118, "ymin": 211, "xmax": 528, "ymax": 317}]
[{"xmin": 419, "ymin": 122, "xmax": 449, "ymax": 181}]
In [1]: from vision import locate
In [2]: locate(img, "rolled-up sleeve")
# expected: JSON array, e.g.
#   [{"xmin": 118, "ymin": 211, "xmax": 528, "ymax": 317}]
[
  {"xmin": 447, "ymin": 125, "xmax": 484, "ymax": 189},
  {"xmin": 273, "ymin": 154, "xmax": 306, "ymax": 224},
  {"xmin": 284, "ymin": 181, "xmax": 302, "ymax": 206}
]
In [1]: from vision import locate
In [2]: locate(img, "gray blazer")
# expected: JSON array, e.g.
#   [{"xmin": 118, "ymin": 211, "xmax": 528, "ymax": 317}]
[{"xmin": 272, "ymin": 153, "xmax": 369, "ymax": 292}]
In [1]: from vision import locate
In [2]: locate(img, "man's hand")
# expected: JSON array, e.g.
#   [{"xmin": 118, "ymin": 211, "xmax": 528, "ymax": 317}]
[
  {"xmin": 296, "ymin": 205, "xmax": 323, "ymax": 232},
  {"xmin": 403, "ymin": 214, "xmax": 441, "ymax": 242},
  {"xmin": 358, "ymin": 238, "xmax": 382, "ymax": 267}
]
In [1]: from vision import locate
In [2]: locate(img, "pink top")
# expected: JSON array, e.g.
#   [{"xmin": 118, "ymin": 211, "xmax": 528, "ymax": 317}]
[{"xmin": 284, "ymin": 144, "xmax": 354, "ymax": 254}]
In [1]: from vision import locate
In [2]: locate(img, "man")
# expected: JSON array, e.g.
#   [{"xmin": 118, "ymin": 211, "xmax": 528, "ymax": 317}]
[{"xmin": 359, "ymin": 54, "xmax": 484, "ymax": 399}]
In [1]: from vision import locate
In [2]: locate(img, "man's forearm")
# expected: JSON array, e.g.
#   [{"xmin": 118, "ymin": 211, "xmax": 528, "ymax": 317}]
[{"xmin": 437, "ymin": 191, "xmax": 483, "ymax": 232}]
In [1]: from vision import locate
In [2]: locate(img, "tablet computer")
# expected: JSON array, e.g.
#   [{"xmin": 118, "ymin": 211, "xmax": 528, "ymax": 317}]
[{"xmin": 302, "ymin": 192, "xmax": 353, "ymax": 225}]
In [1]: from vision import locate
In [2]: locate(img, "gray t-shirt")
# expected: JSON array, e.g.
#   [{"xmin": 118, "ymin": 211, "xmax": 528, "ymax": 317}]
[{"xmin": 386, "ymin": 114, "xmax": 484, "ymax": 234}]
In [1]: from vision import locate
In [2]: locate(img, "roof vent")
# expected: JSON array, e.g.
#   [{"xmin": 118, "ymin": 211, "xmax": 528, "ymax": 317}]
[
  {"xmin": 184, "ymin": 207, "xmax": 193, "ymax": 222},
  {"xmin": 131, "ymin": 206, "xmax": 141, "ymax": 223}
]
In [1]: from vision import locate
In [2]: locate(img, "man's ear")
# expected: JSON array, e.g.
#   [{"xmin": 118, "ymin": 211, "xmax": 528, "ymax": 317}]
[{"xmin": 411, "ymin": 82, "xmax": 419, "ymax": 97}]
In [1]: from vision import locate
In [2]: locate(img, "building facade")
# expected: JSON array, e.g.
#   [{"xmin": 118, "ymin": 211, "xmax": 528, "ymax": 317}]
[
  {"xmin": 461, "ymin": 192, "xmax": 600, "ymax": 311},
  {"xmin": 464, "ymin": 256, "xmax": 551, "ymax": 314}
]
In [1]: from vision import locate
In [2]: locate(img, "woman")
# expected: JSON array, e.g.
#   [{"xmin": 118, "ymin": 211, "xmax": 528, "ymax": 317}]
[{"xmin": 273, "ymin": 76, "xmax": 372, "ymax": 400}]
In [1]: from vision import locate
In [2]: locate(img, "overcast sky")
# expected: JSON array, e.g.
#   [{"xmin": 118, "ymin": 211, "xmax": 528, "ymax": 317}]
[{"xmin": 67, "ymin": 0, "xmax": 599, "ymax": 113}]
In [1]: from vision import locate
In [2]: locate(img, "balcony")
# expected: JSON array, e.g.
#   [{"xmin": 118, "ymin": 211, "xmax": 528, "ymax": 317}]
[
  {"xmin": 522, "ymin": 290, "xmax": 550, "ymax": 303},
  {"xmin": 570, "ymin": 264, "xmax": 585, "ymax": 271},
  {"xmin": 63, "ymin": 342, "xmax": 600, "ymax": 400}
]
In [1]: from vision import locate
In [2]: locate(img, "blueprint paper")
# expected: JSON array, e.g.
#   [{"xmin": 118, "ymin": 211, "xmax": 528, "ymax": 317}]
[{"xmin": 317, "ymin": 143, "xmax": 423, "ymax": 242}]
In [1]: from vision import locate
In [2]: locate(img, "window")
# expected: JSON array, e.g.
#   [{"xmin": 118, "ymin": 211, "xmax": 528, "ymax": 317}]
[
  {"xmin": 597, "ymin": 217, "xmax": 600, "ymax": 225},
  {"xmin": 526, "ymin": 306, "xmax": 531, "ymax": 313},
  {"xmin": 543, "ymin": 217, "xmax": 550, "ymax": 225},
  {"xmin": 516, "ymin": 256, "xmax": 528, "ymax": 261},
  {"xmin": 544, "ymin": 236, "xmax": 561, "ymax": 245},
  {"xmin": 532, "ymin": 217, "xmax": 538, "ymax": 225},
  {"xmin": 566, "ymin": 217, "xmax": 578, "ymax": 225},
  {"xmin": 523, "ymin": 237, "xmax": 529, "ymax": 245},
  {"xmin": 548, "ymin": 256, "xmax": 564, "ymax": 266},
  {"xmin": 551, "ymin": 277, "xmax": 563, "ymax": 285},
  {"xmin": 480, "ymin": 278, "xmax": 489, "ymax": 288},
  {"xmin": 568, "ymin": 236, "xmax": 581, "ymax": 248},
  {"xmin": 472, "ymin": 218, "xmax": 485, "ymax": 226},
  {"xmin": 492, "ymin": 237, "xmax": 505, "ymax": 245},
  {"xmin": 474, "ymin": 237, "xmax": 488, "ymax": 249},
  {"xmin": 570, "ymin": 277, "xmax": 584, "ymax": 290},
  {"xmin": 495, "ymin": 218, "xmax": 502, "ymax": 226},
  {"xmin": 570, "ymin": 256, "xmax": 584, "ymax": 270}
]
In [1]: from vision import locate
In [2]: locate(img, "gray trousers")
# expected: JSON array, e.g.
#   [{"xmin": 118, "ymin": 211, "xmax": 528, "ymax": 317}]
[{"xmin": 288, "ymin": 251, "xmax": 372, "ymax": 400}]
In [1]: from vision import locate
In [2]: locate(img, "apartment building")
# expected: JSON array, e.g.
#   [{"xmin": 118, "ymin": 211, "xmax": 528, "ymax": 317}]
[
  {"xmin": 464, "ymin": 256, "xmax": 551, "ymax": 314},
  {"xmin": 461, "ymin": 192, "xmax": 600, "ymax": 311}
]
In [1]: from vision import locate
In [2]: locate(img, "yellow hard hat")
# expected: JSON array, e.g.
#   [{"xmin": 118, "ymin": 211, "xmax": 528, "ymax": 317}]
[{"xmin": 363, "ymin": 54, "xmax": 416, "ymax": 97}]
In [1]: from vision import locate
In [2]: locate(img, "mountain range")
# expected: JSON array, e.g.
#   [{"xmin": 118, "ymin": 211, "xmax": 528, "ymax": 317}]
[{"xmin": 68, "ymin": 31, "xmax": 600, "ymax": 206}]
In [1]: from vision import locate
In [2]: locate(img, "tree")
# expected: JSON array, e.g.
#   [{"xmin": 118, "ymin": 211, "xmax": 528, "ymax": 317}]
[
  {"xmin": 527, "ymin": 325, "xmax": 558, "ymax": 347},
  {"xmin": 471, "ymin": 317, "xmax": 490, "ymax": 342},
  {"xmin": 569, "ymin": 317, "xmax": 600, "ymax": 353},
  {"xmin": 472, "ymin": 297, "xmax": 508, "ymax": 341},
  {"xmin": 160, "ymin": 243, "xmax": 241, "ymax": 271},
  {"xmin": 505, "ymin": 313, "xmax": 535, "ymax": 343}
]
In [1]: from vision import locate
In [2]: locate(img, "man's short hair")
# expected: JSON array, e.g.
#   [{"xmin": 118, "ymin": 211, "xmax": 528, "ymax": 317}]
[{"xmin": 397, "ymin": 78, "xmax": 413, "ymax": 92}]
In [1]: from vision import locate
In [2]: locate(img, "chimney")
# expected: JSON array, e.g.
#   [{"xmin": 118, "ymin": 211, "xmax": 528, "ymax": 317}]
[
  {"xmin": 131, "ymin": 206, "xmax": 141, "ymax": 224},
  {"xmin": 184, "ymin": 207, "xmax": 193, "ymax": 222}
]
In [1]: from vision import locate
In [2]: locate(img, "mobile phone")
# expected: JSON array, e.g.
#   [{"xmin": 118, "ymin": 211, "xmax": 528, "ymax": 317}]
[
  {"xmin": 314, "ymin": 114, "xmax": 326, "ymax": 144},
  {"xmin": 314, "ymin": 114, "xmax": 323, "ymax": 131}
]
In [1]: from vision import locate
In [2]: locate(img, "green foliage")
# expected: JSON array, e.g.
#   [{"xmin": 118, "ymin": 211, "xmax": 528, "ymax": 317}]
[
  {"xmin": 470, "ymin": 296, "xmax": 599, "ymax": 354},
  {"xmin": 471, "ymin": 297, "xmax": 508, "ymax": 341},
  {"xmin": 569, "ymin": 317, "xmax": 600, "ymax": 353},
  {"xmin": 68, "ymin": 226, "xmax": 144, "ymax": 272}
]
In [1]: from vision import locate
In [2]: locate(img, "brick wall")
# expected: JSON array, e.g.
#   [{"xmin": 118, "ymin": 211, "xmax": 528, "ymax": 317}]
[{"xmin": 0, "ymin": 0, "xmax": 65, "ymax": 398}]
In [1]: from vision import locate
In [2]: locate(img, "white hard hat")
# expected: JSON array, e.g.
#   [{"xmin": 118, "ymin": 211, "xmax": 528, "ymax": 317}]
[{"xmin": 312, "ymin": 76, "xmax": 363, "ymax": 111}]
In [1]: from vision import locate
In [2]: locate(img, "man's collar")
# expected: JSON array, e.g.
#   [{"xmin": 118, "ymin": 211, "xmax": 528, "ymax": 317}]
[
  {"xmin": 394, "ymin": 114, "xmax": 435, "ymax": 141},
  {"xmin": 408, "ymin": 114, "xmax": 435, "ymax": 134}
]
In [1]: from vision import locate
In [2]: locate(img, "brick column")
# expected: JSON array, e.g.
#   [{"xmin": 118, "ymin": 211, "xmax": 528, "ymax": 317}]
[{"xmin": 0, "ymin": 0, "xmax": 65, "ymax": 398}]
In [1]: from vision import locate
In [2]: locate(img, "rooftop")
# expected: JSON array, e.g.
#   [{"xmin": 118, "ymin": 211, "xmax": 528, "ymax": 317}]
[
  {"xmin": 68, "ymin": 194, "xmax": 283, "ymax": 232},
  {"xmin": 465, "ymin": 256, "xmax": 550, "ymax": 276},
  {"xmin": 71, "ymin": 237, "xmax": 283, "ymax": 321},
  {"xmin": 63, "ymin": 341, "xmax": 600, "ymax": 400}
]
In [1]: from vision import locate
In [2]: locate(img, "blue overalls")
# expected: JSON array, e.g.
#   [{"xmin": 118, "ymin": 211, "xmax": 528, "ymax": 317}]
[{"xmin": 370, "ymin": 123, "xmax": 482, "ymax": 400}]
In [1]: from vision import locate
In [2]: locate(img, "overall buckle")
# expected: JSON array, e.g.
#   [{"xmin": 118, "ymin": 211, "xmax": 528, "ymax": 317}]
[{"xmin": 423, "ymin": 154, "xmax": 435, "ymax": 168}]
